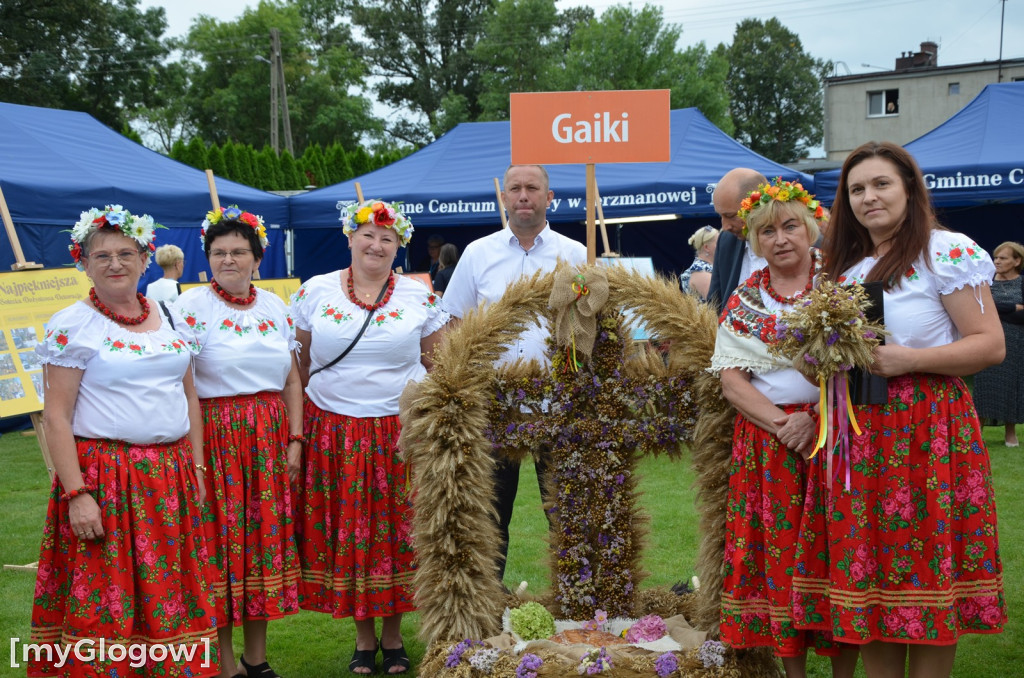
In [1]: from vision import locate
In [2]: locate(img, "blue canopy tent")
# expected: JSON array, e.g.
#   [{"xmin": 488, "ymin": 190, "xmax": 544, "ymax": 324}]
[
  {"xmin": 0, "ymin": 102, "xmax": 290, "ymax": 286},
  {"xmin": 288, "ymin": 108, "xmax": 813, "ymax": 280},
  {"xmin": 814, "ymin": 82, "xmax": 1024, "ymax": 254}
]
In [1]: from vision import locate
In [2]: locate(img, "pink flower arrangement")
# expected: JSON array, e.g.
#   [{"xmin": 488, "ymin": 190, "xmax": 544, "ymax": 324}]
[{"xmin": 624, "ymin": 614, "xmax": 667, "ymax": 643}]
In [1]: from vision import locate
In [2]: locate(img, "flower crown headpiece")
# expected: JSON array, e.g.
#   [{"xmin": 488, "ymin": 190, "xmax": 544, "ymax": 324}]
[
  {"xmin": 69, "ymin": 205, "xmax": 160, "ymax": 271},
  {"xmin": 200, "ymin": 205, "xmax": 269, "ymax": 249},
  {"xmin": 738, "ymin": 177, "xmax": 825, "ymax": 238},
  {"xmin": 341, "ymin": 200, "xmax": 414, "ymax": 246}
]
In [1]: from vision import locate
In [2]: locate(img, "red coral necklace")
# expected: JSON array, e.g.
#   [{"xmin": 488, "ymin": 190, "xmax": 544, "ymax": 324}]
[
  {"xmin": 89, "ymin": 288, "xmax": 150, "ymax": 326},
  {"xmin": 211, "ymin": 279, "xmax": 257, "ymax": 306},
  {"xmin": 760, "ymin": 259, "xmax": 815, "ymax": 304},
  {"xmin": 346, "ymin": 269, "xmax": 395, "ymax": 311}
]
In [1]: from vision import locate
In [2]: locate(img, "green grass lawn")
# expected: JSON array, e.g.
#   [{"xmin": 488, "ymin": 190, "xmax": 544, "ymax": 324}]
[{"xmin": 1, "ymin": 425, "xmax": 1020, "ymax": 676}]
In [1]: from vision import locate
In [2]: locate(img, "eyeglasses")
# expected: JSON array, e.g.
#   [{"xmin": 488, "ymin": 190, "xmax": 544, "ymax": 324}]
[
  {"xmin": 85, "ymin": 250, "xmax": 141, "ymax": 266},
  {"xmin": 210, "ymin": 249, "xmax": 252, "ymax": 260}
]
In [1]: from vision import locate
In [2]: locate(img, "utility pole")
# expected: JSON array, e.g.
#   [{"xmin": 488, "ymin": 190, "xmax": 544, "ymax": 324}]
[
  {"xmin": 997, "ymin": 0, "xmax": 1007, "ymax": 82},
  {"xmin": 270, "ymin": 28, "xmax": 294, "ymax": 155}
]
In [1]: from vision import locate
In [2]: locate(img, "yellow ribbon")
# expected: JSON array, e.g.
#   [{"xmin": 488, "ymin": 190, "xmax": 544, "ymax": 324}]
[{"xmin": 810, "ymin": 376, "xmax": 828, "ymax": 458}]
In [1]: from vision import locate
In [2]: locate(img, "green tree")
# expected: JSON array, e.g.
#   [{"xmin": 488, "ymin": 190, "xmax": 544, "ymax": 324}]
[
  {"xmin": 183, "ymin": 137, "xmax": 209, "ymax": 170},
  {"xmin": 207, "ymin": 144, "xmax": 227, "ymax": 177},
  {"xmin": 178, "ymin": 1, "xmax": 377, "ymax": 153},
  {"xmin": 726, "ymin": 17, "xmax": 830, "ymax": 162},
  {"xmin": 325, "ymin": 143, "xmax": 354, "ymax": 183},
  {"xmin": 0, "ymin": 0, "xmax": 169, "ymax": 130},
  {"xmin": 350, "ymin": 0, "xmax": 494, "ymax": 144},
  {"xmin": 279, "ymin": 150, "xmax": 303, "ymax": 189},
  {"xmin": 132, "ymin": 61, "xmax": 197, "ymax": 153},
  {"xmin": 169, "ymin": 138, "xmax": 189, "ymax": 164},
  {"xmin": 347, "ymin": 147, "xmax": 373, "ymax": 178},
  {"xmin": 256, "ymin": 145, "xmax": 282, "ymax": 190},
  {"xmin": 237, "ymin": 144, "xmax": 258, "ymax": 187},
  {"xmin": 300, "ymin": 144, "xmax": 329, "ymax": 187},
  {"xmin": 473, "ymin": 0, "xmax": 563, "ymax": 121},
  {"xmin": 222, "ymin": 143, "xmax": 241, "ymax": 183},
  {"xmin": 549, "ymin": 4, "xmax": 732, "ymax": 133}
]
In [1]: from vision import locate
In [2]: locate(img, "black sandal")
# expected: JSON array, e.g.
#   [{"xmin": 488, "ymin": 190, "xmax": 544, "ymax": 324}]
[
  {"xmin": 381, "ymin": 644, "xmax": 410, "ymax": 674},
  {"xmin": 348, "ymin": 641, "xmax": 379, "ymax": 675},
  {"xmin": 239, "ymin": 656, "xmax": 281, "ymax": 678}
]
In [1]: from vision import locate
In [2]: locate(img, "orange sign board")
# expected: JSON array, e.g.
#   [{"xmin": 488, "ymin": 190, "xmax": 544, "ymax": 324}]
[{"xmin": 510, "ymin": 90, "xmax": 670, "ymax": 165}]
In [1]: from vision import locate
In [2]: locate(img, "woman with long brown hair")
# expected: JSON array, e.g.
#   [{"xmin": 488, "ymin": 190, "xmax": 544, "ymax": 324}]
[{"xmin": 793, "ymin": 142, "xmax": 1006, "ymax": 678}]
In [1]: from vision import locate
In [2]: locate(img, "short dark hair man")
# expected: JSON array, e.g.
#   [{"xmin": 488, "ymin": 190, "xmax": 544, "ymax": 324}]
[{"xmin": 441, "ymin": 164, "xmax": 586, "ymax": 585}]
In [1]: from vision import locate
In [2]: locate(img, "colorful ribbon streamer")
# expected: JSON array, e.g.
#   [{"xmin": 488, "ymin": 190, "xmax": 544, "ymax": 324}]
[
  {"xmin": 563, "ymin": 274, "xmax": 589, "ymax": 373},
  {"xmin": 811, "ymin": 372, "xmax": 862, "ymax": 493}
]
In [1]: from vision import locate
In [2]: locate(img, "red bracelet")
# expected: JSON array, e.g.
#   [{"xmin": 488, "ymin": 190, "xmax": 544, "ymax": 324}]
[
  {"xmin": 60, "ymin": 486, "xmax": 94, "ymax": 502},
  {"xmin": 288, "ymin": 434, "xmax": 305, "ymax": 445}
]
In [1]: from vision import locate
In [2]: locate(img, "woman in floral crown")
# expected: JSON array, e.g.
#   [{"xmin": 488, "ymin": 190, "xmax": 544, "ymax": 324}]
[
  {"xmin": 172, "ymin": 206, "xmax": 302, "ymax": 678},
  {"xmin": 711, "ymin": 180, "xmax": 858, "ymax": 678},
  {"xmin": 793, "ymin": 142, "xmax": 1005, "ymax": 678},
  {"xmin": 290, "ymin": 199, "xmax": 447, "ymax": 675},
  {"xmin": 30, "ymin": 206, "xmax": 217, "ymax": 676}
]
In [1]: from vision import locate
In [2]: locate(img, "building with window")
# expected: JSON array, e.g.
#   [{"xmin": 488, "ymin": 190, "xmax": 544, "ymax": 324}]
[{"xmin": 823, "ymin": 42, "xmax": 1024, "ymax": 161}]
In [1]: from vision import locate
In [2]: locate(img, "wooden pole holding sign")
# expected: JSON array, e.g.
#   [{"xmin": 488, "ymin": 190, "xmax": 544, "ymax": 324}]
[
  {"xmin": 205, "ymin": 169, "xmax": 220, "ymax": 211},
  {"xmin": 585, "ymin": 165, "xmax": 597, "ymax": 265},
  {"xmin": 355, "ymin": 182, "xmax": 365, "ymax": 204},
  {"xmin": 494, "ymin": 177, "xmax": 508, "ymax": 230},
  {"xmin": 0, "ymin": 185, "xmax": 43, "ymax": 270}
]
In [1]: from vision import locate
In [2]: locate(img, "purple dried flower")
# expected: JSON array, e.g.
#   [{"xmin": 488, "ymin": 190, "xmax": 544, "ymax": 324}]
[
  {"xmin": 516, "ymin": 653, "xmax": 543, "ymax": 678},
  {"xmin": 654, "ymin": 652, "xmax": 678, "ymax": 677},
  {"xmin": 827, "ymin": 331, "xmax": 840, "ymax": 346}
]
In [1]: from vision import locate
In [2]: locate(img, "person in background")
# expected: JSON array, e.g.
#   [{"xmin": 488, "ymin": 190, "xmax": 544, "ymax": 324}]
[
  {"xmin": 795, "ymin": 141, "xmax": 1006, "ymax": 678},
  {"xmin": 291, "ymin": 200, "xmax": 447, "ymax": 675},
  {"xmin": 431, "ymin": 243, "xmax": 460, "ymax": 294},
  {"xmin": 707, "ymin": 168, "xmax": 769, "ymax": 312},
  {"xmin": 31, "ymin": 205, "xmax": 216, "ymax": 677},
  {"xmin": 679, "ymin": 225, "xmax": 718, "ymax": 299},
  {"xmin": 441, "ymin": 164, "xmax": 586, "ymax": 588},
  {"xmin": 972, "ymin": 240, "xmax": 1024, "ymax": 447},
  {"xmin": 146, "ymin": 243, "xmax": 185, "ymax": 302},
  {"xmin": 174, "ymin": 206, "xmax": 302, "ymax": 678},
  {"xmin": 420, "ymin": 233, "xmax": 445, "ymax": 278},
  {"xmin": 711, "ymin": 180, "xmax": 857, "ymax": 678}
]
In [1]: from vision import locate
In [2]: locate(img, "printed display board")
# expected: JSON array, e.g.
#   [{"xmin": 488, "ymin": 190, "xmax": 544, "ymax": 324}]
[{"xmin": 0, "ymin": 268, "xmax": 91, "ymax": 418}]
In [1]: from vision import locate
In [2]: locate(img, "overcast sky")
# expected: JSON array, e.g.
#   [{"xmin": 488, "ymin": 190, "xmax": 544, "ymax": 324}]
[{"xmin": 143, "ymin": 0, "xmax": 1022, "ymax": 75}]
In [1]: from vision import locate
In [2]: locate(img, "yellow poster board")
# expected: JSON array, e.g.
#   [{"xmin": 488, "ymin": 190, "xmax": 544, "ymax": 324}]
[
  {"xmin": 180, "ymin": 278, "xmax": 301, "ymax": 304},
  {"xmin": 0, "ymin": 268, "xmax": 92, "ymax": 418}
]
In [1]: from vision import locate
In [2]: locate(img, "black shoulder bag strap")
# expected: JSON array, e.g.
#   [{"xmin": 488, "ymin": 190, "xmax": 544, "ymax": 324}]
[
  {"xmin": 158, "ymin": 301, "xmax": 176, "ymax": 330},
  {"xmin": 309, "ymin": 277, "xmax": 389, "ymax": 378}
]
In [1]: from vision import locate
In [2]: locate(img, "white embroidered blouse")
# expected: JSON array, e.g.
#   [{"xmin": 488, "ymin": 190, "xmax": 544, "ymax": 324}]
[
  {"xmin": 837, "ymin": 230, "xmax": 995, "ymax": 349},
  {"xmin": 35, "ymin": 302, "xmax": 194, "ymax": 444},
  {"xmin": 290, "ymin": 272, "xmax": 449, "ymax": 418},
  {"xmin": 172, "ymin": 287, "xmax": 297, "ymax": 399}
]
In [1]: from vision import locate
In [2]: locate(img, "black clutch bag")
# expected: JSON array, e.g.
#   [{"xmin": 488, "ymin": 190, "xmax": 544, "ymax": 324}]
[{"xmin": 847, "ymin": 280, "xmax": 889, "ymax": 405}]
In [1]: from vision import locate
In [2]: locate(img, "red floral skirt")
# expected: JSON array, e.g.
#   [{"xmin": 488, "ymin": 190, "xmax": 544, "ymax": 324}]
[
  {"xmin": 294, "ymin": 401, "xmax": 416, "ymax": 619},
  {"xmin": 29, "ymin": 437, "xmax": 218, "ymax": 677},
  {"xmin": 201, "ymin": 392, "xmax": 300, "ymax": 627},
  {"xmin": 792, "ymin": 374, "xmax": 1006, "ymax": 645},
  {"xmin": 720, "ymin": 404, "xmax": 838, "ymax": 658}
]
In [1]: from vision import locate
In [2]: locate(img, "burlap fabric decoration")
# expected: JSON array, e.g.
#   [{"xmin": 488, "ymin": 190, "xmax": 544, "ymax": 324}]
[{"xmin": 548, "ymin": 265, "xmax": 609, "ymax": 364}]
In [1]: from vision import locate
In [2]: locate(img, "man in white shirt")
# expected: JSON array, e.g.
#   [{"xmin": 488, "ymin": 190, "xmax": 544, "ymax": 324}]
[
  {"xmin": 441, "ymin": 164, "xmax": 587, "ymax": 585},
  {"xmin": 706, "ymin": 168, "xmax": 768, "ymax": 313}
]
